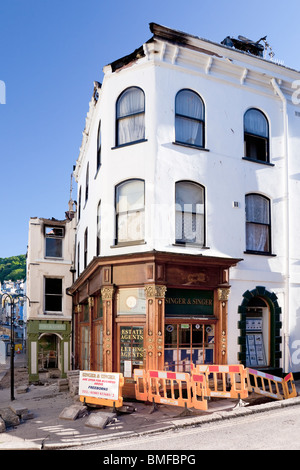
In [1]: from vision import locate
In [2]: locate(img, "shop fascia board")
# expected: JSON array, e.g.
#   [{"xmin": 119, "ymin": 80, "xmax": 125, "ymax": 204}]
[{"xmin": 67, "ymin": 250, "xmax": 243, "ymax": 295}]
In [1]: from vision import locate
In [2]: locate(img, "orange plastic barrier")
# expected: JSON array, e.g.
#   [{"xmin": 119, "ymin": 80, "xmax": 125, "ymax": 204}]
[
  {"xmin": 192, "ymin": 364, "xmax": 248, "ymax": 399},
  {"xmin": 148, "ymin": 370, "xmax": 193, "ymax": 408},
  {"xmin": 246, "ymin": 368, "xmax": 285, "ymax": 400},
  {"xmin": 283, "ymin": 372, "xmax": 298, "ymax": 399},
  {"xmin": 190, "ymin": 371, "xmax": 209, "ymax": 410},
  {"xmin": 134, "ymin": 369, "xmax": 148, "ymax": 401},
  {"xmin": 135, "ymin": 369, "xmax": 208, "ymax": 411}
]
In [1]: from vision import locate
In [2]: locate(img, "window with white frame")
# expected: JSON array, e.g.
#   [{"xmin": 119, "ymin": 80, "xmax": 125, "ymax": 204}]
[
  {"xmin": 245, "ymin": 194, "xmax": 271, "ymax": 253},
  {"xmin": 244, "ymin": 108, "xmax": 269, "ymax": 163},
  {"xmin": 116, "ymin": 87, "xmax": 145, "ymax": 146},
  {"xmin": 85, "ymin": 163, "xmax": 89, "ymax": 204},
  {"xmin": 84, "ymin": 227, "xmax": 88, "ymax": 268},
  {"xmin": 45, "ymin": 226, "xmax": 64, "ymax": 258},
  {"xmin": 116, "ymin": 179, "xmax": 145, "ymax": 244},
  {"xmin": 175, "ymin": 181, "xmax": 205, "ymax": 245},
  {"xmin": 97, "ymin": 121, "xmax": 101, "ymax": 171},
  {"xmin": 175, "ymin": 89, "xmax": 205, "ymax": 148},
  {"xmin": 45, "ymin": 278, "xmax": 62, "ymax": 313},
  {"xmin": 96, "ymin": 200, "xmax": 101, "ymax": 256}
]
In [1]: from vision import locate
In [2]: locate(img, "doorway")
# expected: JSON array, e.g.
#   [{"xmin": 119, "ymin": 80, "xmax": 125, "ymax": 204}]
[{"xmin": 117, "ymin": 324, "xmax": 146, "ymax": 395}]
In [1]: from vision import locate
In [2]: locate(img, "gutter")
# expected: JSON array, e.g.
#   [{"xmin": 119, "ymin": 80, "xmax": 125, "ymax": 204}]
[{"xmin": 270, "ymin": 77, "xmax": 290, "ymax": 373}]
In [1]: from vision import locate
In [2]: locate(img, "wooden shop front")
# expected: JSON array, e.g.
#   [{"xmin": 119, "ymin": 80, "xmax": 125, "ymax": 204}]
[{"xmin": 69, "ymin": 251, "xmax": 241, "ymax": 398}]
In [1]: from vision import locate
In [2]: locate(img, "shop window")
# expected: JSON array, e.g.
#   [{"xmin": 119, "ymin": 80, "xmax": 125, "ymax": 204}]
[
  {"xmin": 81, "ymin": 326, "xmax": 90, "ymax": 370},
  {"xmin": 175, "ymin": 89, "xmax": 205, "ymax": 148},
  {"xmin": 45, "ymin": 226, "xmax": 64, "ymax": 258},
  {"xmin": 94, "ymin": 323, "xmax": 103, "ymax": 371},
  {"xmin": 116, "ymin": 87, "xmax": 145, "ymax": 146},
  {"xmin": 94, "ymin": 295, "xmax": 103, "ymax": 320},
  {"xmin": 245, "ymin": 296, "xmax": 270, "ymax": 368},
  {"xmin": 117, "ymin": 288, "xmax": 146, "ymax": 315},
  {"xmin": 244, "ymin": 108, "xmax": 269, "ymax": 163},
  {"xmin": 115, "ymin": 179, "xmax": 145, "ymax": 244},
  {"xmin": 44, "ymin": 278, "xmax": 62, "ymax": 313},
  {"xmin": 245, "ymin": 193, "xmax": 271, "ymax": 254},
  {"xmin": 164, "ymin": 322, "xmax": 215, "ymax": 372},
  {"xmin": 175, "ymin": 181, "xmax": 205, "ymax": 245}
]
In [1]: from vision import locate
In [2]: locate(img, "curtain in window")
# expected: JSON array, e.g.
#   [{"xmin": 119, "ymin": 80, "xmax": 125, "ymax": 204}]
[
  {"xmin": 116, "ymin": 180, "xmax": 145, "ymax": 242},
  {"xmin": 175, "ymin": 90, "xmax": 204, "ymax": 147},
  {"xmin": 244, "ymin": 109, "xmax": 268, "ymax": 137},
  {"xmin": 246, "ymin": 194, "xmax": 270, "ymax": 252},
  {"xmin": 117, "ymin": 87, "xmax": 145, "ymax": 145},
  {"xmin": 175, "ymin": 182, "xmax": 205, "ymax": 244}
]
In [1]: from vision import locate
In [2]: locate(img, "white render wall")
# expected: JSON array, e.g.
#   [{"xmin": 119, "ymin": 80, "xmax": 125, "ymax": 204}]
[
  {"xmin": 74, "ymin": 33, "xmax": 300, "ymax": 373},
  {"xmin": 26, "ymin": 216, "xmax": 76, "ymax": 320}
]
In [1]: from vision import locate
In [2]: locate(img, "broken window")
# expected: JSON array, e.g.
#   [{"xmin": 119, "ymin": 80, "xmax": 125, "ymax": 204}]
[
  {"xmin": 45, "ymin": 226, "xmax": 64, "ymax": 258},
  {"xmin": 45, "ymin": 278, "xmax": 62, "ymax": 313}
]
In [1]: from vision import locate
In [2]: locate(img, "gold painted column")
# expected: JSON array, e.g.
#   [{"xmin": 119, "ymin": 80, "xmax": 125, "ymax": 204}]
[
  {"xmin": 144, "ymin": 285, "xmax": 167, "ymax": 371},
  {"xmin": 217, "ymin": 287, "xmax": 230, "ymax": 364},
  {"xmin": 101, "ymin": 286, "xmax": 114, "ymax": 372}
]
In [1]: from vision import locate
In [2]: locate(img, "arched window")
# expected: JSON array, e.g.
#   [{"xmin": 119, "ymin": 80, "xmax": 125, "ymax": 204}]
[
  {"xmin": 97, "ymin": 121, "xmax": 101, "ymax": 171},
  {"xmin": 116, "ymin": 87, "xmax": 145, "ymax": 146},
  {"xmin": 245, "ymin": 193, "xmax": 271, "ymax": 253},
  {"xmin": 175, "ymin": 89, "xmax": 205, "ymax": 148},
  {"xmin": 115, "ymin": 179, "xmax": 145, "ymax": 244},
  {"xmin": 175, "ymin": 181, "xmax": 205, "ymax": 245},
  {"xmin": 244, "ymin": 108, "xmax": 269, "ymax": 162}
]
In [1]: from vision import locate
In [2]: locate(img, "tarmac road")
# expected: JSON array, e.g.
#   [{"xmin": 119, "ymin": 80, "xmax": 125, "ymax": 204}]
[{"xmin": 71, "ymin": 405, "xmax": 300, "ymax": 451}]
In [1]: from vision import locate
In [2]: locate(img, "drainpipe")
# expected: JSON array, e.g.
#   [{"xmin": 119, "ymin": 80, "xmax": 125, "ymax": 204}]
[{"xmin": 271, "ymin": 77, "xmax": 290, "ymax": 373}]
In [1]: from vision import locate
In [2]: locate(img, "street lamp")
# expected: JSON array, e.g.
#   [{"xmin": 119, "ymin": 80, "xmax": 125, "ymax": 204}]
[{"xmin": 0, "ymin": 293, "xmax": 31, "ymax": 401}]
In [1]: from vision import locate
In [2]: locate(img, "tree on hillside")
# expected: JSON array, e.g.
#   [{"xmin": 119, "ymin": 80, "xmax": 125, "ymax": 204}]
[{"xmin": 0, "ymin": 255, "xmax": 26, "ymax": 283}]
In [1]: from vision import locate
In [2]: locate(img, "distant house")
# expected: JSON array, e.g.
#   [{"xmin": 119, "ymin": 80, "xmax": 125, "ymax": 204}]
[
  {"xmin": 68, "ymin": 23, "xmax": 300, "ymax": 396},
  {"xmin": 26, "ymin": 202, "xmax": 76, "ymax": 382}
]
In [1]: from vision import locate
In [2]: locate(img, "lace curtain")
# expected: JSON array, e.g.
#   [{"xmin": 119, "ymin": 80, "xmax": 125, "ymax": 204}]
[
  {"xmin": 117, "ymin": 87, "xmax": 145, "ymax": 145},
  {"xmin": 175, "ymin": 182, "xmax": 205, "ymax": 244},
  {"xmin": 246, "ymin": 194, "xmax": 270, "ymax": 252},
  {"xmin": 175, "ymin": 90, "xmax": 204, "ymax": 147},
  {"xmin": 116, "ymin": 180, "xmax": 145, "ymax": 242}
]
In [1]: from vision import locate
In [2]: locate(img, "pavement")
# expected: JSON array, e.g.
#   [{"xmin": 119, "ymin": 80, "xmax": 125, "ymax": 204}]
[{"xmin": 0, "ymin": 354, "xmax": 300, "ymax": 451}]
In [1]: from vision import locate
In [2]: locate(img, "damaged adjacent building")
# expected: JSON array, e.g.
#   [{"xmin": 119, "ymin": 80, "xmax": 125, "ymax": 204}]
[
  {"xmin": 26, "ymin": 203, "xmax": 76, "ymax": 382},
  {"xmin": 68, "ymin": 23, "xmax": 300, "ymax": 397}
]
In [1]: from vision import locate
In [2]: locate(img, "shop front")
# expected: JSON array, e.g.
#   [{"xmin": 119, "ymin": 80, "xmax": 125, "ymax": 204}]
[{"xmin": 69, "ymin": 251, "xmax": 241, "ymax": 398}]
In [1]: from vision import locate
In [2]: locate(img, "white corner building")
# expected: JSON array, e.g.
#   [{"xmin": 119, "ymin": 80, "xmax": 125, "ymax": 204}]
[{"xmin": 69, "ymin": 23, "xmax": 300, "ymax": 396}]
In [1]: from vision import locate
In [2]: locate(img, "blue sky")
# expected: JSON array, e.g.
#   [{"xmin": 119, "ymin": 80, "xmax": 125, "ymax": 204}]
[{"xmin": 0, "ymin": 0, "xmax": 299, "ymax": 259}]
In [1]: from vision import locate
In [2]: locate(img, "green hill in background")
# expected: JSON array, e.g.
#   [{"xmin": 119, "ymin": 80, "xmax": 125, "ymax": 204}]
[{"xmin": 0, "ymin": 255, "xmax": 26, "ymax": 283}]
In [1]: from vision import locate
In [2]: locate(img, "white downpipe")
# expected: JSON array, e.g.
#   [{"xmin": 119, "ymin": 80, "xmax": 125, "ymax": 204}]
[{"xmin": 271, "ymin": 78, "xmax": 290, "ymax": 373}]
